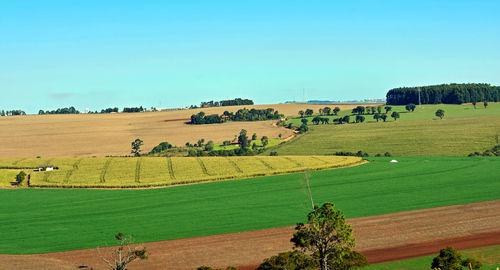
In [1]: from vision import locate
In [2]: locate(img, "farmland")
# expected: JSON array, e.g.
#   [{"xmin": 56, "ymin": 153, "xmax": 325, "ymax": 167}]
[
  {"xmin": 1, "ymin": 156, "xmax": 499, "ymax": 254},
  {"xmin": 0, "ymin": 156, "xmax": 361, "ymax": 188},
  {"xmin": 274, "ymin": 103, "xmax": 500, "ymax": 156},
  {"xmin": 0, "ymin": 103, "xmax": 365, "ymax": 158}
]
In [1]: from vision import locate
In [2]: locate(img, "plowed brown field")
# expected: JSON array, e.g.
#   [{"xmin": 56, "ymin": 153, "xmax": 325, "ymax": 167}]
[
  {"xmin": 1, "ymin": 200, "xmax": 498, "ymax": 270},
  {"xmin": 0, "ymin": 103, "xmax": 370, "ymax": 158}
]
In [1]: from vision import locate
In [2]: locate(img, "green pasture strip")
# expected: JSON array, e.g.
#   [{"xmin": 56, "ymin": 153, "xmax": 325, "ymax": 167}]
[
  {"xmin": 213, "ymin": 138, "xmax": 281, "ymax": 151},
  {"xmin": 0, "ymin": 157, "xmax": 499, "ymax": 254},
  {"xmin": 364, "ymin": 244, "xmax": 500, "ymax": 269},
  {"xmin": 0, "ymin": 170, "xmax": 19, "ymax": 187},
  {"xmin": 275, "ymin": 115, "xmax": 500, "ymax": 156}
]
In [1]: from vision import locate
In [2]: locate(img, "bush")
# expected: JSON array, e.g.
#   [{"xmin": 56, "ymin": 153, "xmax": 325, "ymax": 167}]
[
  {"xmin": 270, "ymin": 152, "xmax": 278, "ymax": 156},
  {"xmin": 16, "ymin": 171, "xmax": 26, "ymax": 184}
]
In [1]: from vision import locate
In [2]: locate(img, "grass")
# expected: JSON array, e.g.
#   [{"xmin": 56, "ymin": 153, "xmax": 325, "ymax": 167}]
[
  {"xmin": 274, "ymin": 103, "xmax": 500, "ymax": 156},
  {"xmin": 365, "ymin": 244, "xmax": 500, "ymax": 270},
  {"xmin": 0, "ymin": 156, "xmax": 361, "ymax": 188},
  {"xmin": 212, "ymin": 138, "xmax": 281, "ymax": 150},
  {"xmin": 0, "ymin": 170, "xmax": 20, "ymax": 187},
  {"xmin": 0, "ymin": 156, "xmax": 499, "ymax": 254}
]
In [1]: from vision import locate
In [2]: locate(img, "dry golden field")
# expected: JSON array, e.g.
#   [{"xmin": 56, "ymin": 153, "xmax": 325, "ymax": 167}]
[{"xmin": 0, "ymin": 103, "xmax": 372, "ymax": 158}]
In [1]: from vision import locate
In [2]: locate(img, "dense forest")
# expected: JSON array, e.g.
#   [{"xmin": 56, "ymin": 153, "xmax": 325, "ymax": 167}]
[
  {"xmin": 190, "ymin": 108, "xmax": 283, "ymax": 124},
  {"xmin": 196, "ymin": 98, "xmax": 254, "ymax": 108},
  {"xmin": 386, "ymin": 83, "xmax": 500, "ymax": 105},
  {"xmin": 38, "ymin": 107, "xmax": 80, "ymax": 115}
]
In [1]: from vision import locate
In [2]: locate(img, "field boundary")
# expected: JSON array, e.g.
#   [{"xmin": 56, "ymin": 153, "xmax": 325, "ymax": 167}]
[{"xmin": 27, "ymin": 159, "xmax": 367, "ymax": 189}]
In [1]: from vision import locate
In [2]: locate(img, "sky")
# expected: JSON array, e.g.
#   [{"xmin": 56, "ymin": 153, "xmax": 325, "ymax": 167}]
[{"xmin": 1, "ymin": 0, "xmax": 499, "ymax": 113}]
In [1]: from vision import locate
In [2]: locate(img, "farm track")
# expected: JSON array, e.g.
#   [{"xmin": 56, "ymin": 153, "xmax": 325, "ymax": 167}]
[{"xmin": 2, "ymin": 200, "xmax": 499, "ymax": 270}]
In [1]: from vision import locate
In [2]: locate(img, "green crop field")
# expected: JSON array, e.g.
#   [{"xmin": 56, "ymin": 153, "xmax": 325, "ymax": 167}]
[
  {"xmin": 1, "ymin": 156, "xmax": 499, "ymax": 254},
  {"xmin": 365, "ymin": 244, "xmax": 500, "ymax": 270},
  {"xmin": 0, "ymin": 156, "xmax": 361, "ymax": 188},
  {"xmin": 273, "ymin": 103, "xmax": 500, "ymax": 156}
]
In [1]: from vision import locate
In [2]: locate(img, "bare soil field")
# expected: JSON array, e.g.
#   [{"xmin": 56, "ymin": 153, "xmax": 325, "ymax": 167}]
[
  {"xmin": 1, "ymin": 199, "xmax": 498, "ymax": 270},
  {"xmin": 0, "ymin": 103, "xmax": 367, "ymax": 158}
]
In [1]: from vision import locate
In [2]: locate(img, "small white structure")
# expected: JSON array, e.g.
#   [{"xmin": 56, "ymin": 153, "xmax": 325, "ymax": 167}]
[
  {"xmin": 390, "ymin": 160, "xmax": 398, "ymax": 163},
  {"xmin": 46, "ymin": 166, "xmax": 54, "ymax": 171}
]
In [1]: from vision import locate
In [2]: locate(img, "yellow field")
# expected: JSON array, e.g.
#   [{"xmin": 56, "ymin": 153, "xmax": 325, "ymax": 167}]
[
  {"xmin": 0, "ymin": 103, "xmax": 371, "ymax": 158},
  {"xmin": 0, "ymin": 156, "xmax": 363, "ymax": 188}
]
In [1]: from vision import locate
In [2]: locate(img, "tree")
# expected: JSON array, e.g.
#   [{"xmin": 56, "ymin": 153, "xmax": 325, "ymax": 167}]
[
  {"xmin": 342, "ymin": 115, "xmax": 350, "ymax": 124},
  {"xmin": 376, "ymin": 106, "xmax": 382, "ymax": 114},
  {"xmin": 319, "ymin": 108, "xmax": 323, "ymax": 115},
  {"xmin": 333, "ymin": 107, "xmax": 340, "ymax": 115},
  {"xmin": 131, "ymin": 139, "xmax": 144, "ymax": 156},
  {"xmin": 436, "ymin": 109, "xmax": 445, "ymax": 119},
  {"xmin": 301, "ymin": 118, "xmax": 309, "ymax": 125},
  {"xmin": 305, "ymin": 109, "xmax": 314, "ymax": 117},
  {"xmin": 291, "ymin": 202, "xmax": 361, "ymax": 270},
  {"xmin": 252, "ymin": 133, "xmax": 258, "ymax": 141},
  {"xmin": 238, "ymin": 129, "xmax": 250, "ymax": 150},
  {"xmin": 405, "ymin": 104, "xmax": 416, "ymax": 112},
  {"xmin": 298, "ymin": 124, "xmax": 309, "ymax": 133},
  {"xmin": 384, "ymin": 106, "xmax": 392, "ymax": 113},
  {"xmin": 355, "ymin": 115, "xmax": 365, "ymax": 123},
  {"xmin": 323, "ymin": 107, "xmax": 331, "ymax": 115},
  {"xmin": 484, "ymin": 101, "xmax": 488, "ymax": 108},
  {"xmin": 16, "ymin": 171, "xmax": 26, "ymax": 184},
  {"xmin": 391, "ymin": 111, "xmax": 400, "ymax": 121},
  {"xmin": 431, "ymin": 246, "xmax": 482, "ymax": 270},
  {"xmin": 380, "ymin": 113, "xmax": 388, "ymax": 122},
  {"xmin": 312, "ymin": 116, "xmax": 321, "ymax": 125},
  {"xmin": 299, "ymin": 110, "xmax": 305, "ymax": 118},
  {"xmin": 204, "ymin": 141, "xmax": 215, "ymax": 151},
  {"xmin": 373, "ymin": 114, "xmax": 380, "ymax": 122},
  {"xmin": 99, "ymin": 232, "xmax": 148, "ymax": 270},
  {"xmin": 261, "ymin": 136, "xmax": 269, "ymax": 147},
  {"xmin": 352, "ymin": 106, "xmax": 365, "ymax": 115},
  {"xmin": 257, "ymin": 250, "xmax": 316, "ymax": 270}
]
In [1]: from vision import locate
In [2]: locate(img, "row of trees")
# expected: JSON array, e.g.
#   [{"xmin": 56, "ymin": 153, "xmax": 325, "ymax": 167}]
[
  {"xmin": 386, "ymin": 83, "xmax": 500, "ymax": 105},
  {"xmin": 305, "ymin": 111, "xmax": 401, "ymax": 125},
  {"xmin": 299, "ymin": 107, "xmax": 341, "ymax": 117},
  {"xmin": 38, "ymin": 106, "xmax": 80, "ymax": 114},
  {"xmin": 190, "ymin": 108, "xmax": 283, "ymax": 124},
  {"xmin": 123, "ymin": 106, "xmax": 145, "ymax": 113},
  {"xmin": 198, "ymin": 98, "xmax": 254, "ymax": 108},
  {"xmin": 0, "ymin": 110, "xmax": 26, "ymax": 116}
]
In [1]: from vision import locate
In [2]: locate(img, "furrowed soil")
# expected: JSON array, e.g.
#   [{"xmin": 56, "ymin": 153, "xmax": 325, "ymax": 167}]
[
  {"xmin": 1, "ymin": 200, "xmax": 498, "ymax": 270},
  {"xmin": 0, "ymin": 103, "xmax": 367, "ymax": 158}
]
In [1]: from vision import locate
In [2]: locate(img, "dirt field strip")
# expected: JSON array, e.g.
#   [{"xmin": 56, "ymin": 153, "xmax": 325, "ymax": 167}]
[{"xmin": 1, "ymin": 199, "xmax": 499, "ymax": 270}]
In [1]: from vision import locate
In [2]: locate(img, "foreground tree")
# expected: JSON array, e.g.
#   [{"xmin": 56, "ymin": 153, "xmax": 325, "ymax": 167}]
[
  {"xmin": 257, "ymin": 250, "xmax": 316, "ymax": 270},
  {"xmin": 238, "ymin": 129, "xmax": 250, "ymax": 150},
  {"xmin": 484, "ymin": 101, "xmax": 488, "ymax": 108},
  {"xmin": 261, "ymin": 136, "xmax": 269, "ymax": 147},
  {"xmin": 323, "ymin": 107, "xmax": 331, "ymax": 115},
  {"xmin": 299, "ymin": 110, "xmax": 305, "ymax": 118},
  {"xmin": 391, "ymin": 111, "xmax": 400, "ymax": 121},
  {"xmin": 333, "ymin": 107, "xmax": 340, "ymax": 115},
  {"xmin": 305, "ymin": 109, "xmax": 314, "ymax": 117},
  {"xmin": 384, "ymin": 106, "xmax": 392, "ymax": 113},
  {"xmin": 99, "ymin": 233, "xmax": 148, "ymax": 270},
  {"xmin": 291, "ymin": 202, "xmax": 361, "ymax": 270},
  {"xmin": 131, "ymin": 139, "xmax": 144, "ymax": 156},
  {"xmin": 431, "ymin": 246, "xmax": 482, "ymax": 270},
  {"xmin": 435, "ymin": 109, "xmax": 445, "ymax": 119}
]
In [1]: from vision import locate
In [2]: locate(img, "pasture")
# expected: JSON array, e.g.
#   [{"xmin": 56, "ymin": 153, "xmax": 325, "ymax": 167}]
[
  {"xmin": 0, "ymin": 156, "xmax": 361, "ymax": 188},
  {"xmin": 0, "ymin": 170, "xmax": 19, "ymax": 187},
  {"xmin": 1, "ymin": 156, "xmax": 499, "ymax": 254},
  {"xmin": 275, "ymin": 103, "xmax": 500, "ymax": 156},
  {"xmin": 0, "ymin": 103, "xmax": 364, "ymax": 158}
]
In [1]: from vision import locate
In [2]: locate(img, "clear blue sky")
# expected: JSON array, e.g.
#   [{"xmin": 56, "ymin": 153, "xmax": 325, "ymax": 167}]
[{"xmin": 1, "ymin": 0, "xmax": 499, "ymax": 113}]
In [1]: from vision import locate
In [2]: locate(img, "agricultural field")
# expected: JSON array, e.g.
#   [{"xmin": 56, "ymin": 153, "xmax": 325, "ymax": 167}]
[
  {"xmin": 0, "ymin": 103, "xmax": 364, "ymax": 158},
  {"xmin": 0, "ymin": 170, "xmax": 20, "ymax": 187},
  {"xmin": 1, "ymin": 156, "xmax": 499, "ymax": 254},
  {"xmin": 212, "ymin": 138, "xmax": 282, "ymax": 151},
  {"xmin": 364, "ymin": 244, "xmax": 500, "ymax": 270},
  {"xmin": 0, "ymin": 156, "xmax": 362, "ymax": 188},
  {"xmin": 273, "ymin": 103, "xmax": 500, "ymax": 156}
]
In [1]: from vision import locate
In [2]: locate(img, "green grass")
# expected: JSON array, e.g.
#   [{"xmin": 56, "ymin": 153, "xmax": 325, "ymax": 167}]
[
  {"xmin": 0, "ymin": 156, "xmax": 499, "ymax": 254},
  {"xmin": 365, "ymin": 244, "xmax": 500, "ymax": 270},
  {"xmin": 212, "ymin": 138, "xmax": 281, "ymax": 150},
  {"xmin": 275, "ymin": 104, "xmax": 500, "ymax": 156},
  {"xmin": 0, "ymin": 170, "xmax": 20, "ymax": 187}
]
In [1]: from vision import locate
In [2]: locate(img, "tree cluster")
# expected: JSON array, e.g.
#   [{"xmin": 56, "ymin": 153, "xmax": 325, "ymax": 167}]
[
  {"xmin": 199, "ymin": 98, "xmax": 254, "ymax": 108},
  {"xmin": 149, "ymin": 142, "xmax": 173, "ymax": 154},
  {"xmin": 1, "ymin": 110, "xmax": 26, "ymax": 116},
  {"xmin": 468, "ymin": 145, "xmax": 500, "ymax": 157},
  {"xmin": 190, "ymin": 108, "xmax": 283, "ymax": 124},
  {"xmin": 431, "ymin": 246, "xmax": 482, "ymax": 270},
  {"xmin": 39, "ymin": 106, "xmax": 80, "ymax": 115},
  {"xmin": 101, "ymin": 107, "xmax": 119, "ymax": 113},
  {"xmin": 123, "ymin": 106, "xmax": 145, "ymax": 113},
  {"xmin": 386, "ymin": 83, "xmax": 500, "ymax": 105}
]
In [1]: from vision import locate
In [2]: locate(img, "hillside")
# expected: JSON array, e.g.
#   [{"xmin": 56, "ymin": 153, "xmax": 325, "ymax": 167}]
[{"xmin": 0, "ymin": 103, "xmax": 369, "ymax": 158}]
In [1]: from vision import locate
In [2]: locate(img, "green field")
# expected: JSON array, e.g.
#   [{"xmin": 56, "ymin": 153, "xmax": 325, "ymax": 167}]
[
  {"xmin": 274, "ymin": 103, "xmax": 500, "ymax": 156},
  {"xmin": 365, "ymin": 245, "xmax": 500, "ymax": 270},
  {"xmin": 0, "ymin": 170, "xmax": 20, "ymax": 187},
  {"xmin": 0, "ymin": 156, "xmax": 360, "ymax": 188},
  {"xmin": 213, "ymin": 138, "xmax": 282, "ymax": 150},
  {"xmin": 1, "ymin": 156, "xmax": 499, "ymax": 254}
]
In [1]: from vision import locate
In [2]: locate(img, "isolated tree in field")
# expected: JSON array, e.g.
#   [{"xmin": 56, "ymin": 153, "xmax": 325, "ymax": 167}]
[
  {"xmin": 238, "ymin": 129, "xmax": 250, "ymax": 150},
  {"xmin": 99, "ymin": 232, "xmax": 148, "ymax": 270},
  {"xmin": 323, "ymin": 107, "xmax": 331, "ymax": 115},
  {"xmin": 301, "ymin": 118, "xmax": 309, "ymax": 125},
  {"xmin": 291, "ymin": 202, "xmax": 364, "ymax": 270},
  {"xmin": 299, "ymin": 110, "xmax": 305, "ymax": 118},
  {"xmin": 380, "ymin": 113, "xmax": 388, "ymax": 122},
  {"xmin": 484, "ymin": 101, "xmax": 488, "ymax": 108},
  {"xmin": 131, "ymin": 139, "xmax": 144, "ymax": 156},
  {"xmin": 333, "ymin": 107, "xmax": 340, "ymax": 115},
  {"xmin": 305, "ymin": 109, "xmax": 314, "ymax": 117},
  {"xmin": 261, "ymin": 136, "xmax": 269, "ymax": 147},
  {"xmin": 391, "ymin": 111, "xmax": 400, "ymax": 121},
  {"xmin": 384, "ymin": 106, "xmax": 392, "ymax": 113},
  {"xmin": 431, "ymin": 246, "xmax": 482, "ymax": 270},
  {"xmin": 405, "ymin": 103, "xmax": 416, "ymax": 112},
  {"xmin": 435, "ymin": 109, "xmax": 445, "ymax": 119},
  {"xmin": 355, "ymin": 115, "xmax": 365, "ymax": 123},
  {"xmin": 252, "ymin": 133, "xmax": 258, "ymax": 141}
]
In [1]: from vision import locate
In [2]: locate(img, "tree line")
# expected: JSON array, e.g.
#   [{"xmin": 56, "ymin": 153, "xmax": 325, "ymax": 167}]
[
  {"xmin": 190, "ymin": 108, "xmax": 283, "ymax": 124},
  {"xmin": 0, "ymin": 110, "xmax": 26, "ymax": 116},
  {"xmin": 386, "ymin": 83, "xmax": 500, "ymax": 105},
  {"xmin": 190, "ymin": 98, "xmax": 254, "ymax": 109},
  {"xmin": 38, "ymin": 106, "xmax": 80, "ymax": 115}
]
